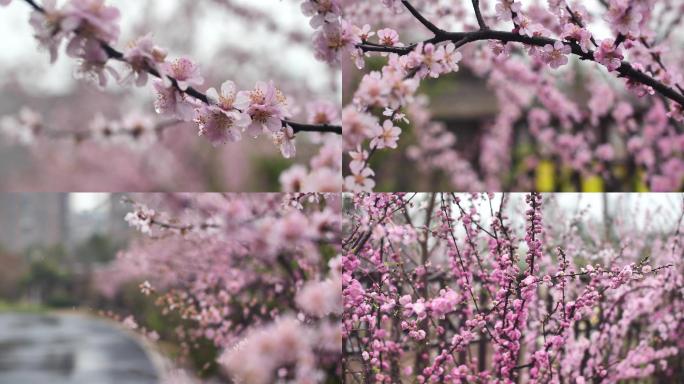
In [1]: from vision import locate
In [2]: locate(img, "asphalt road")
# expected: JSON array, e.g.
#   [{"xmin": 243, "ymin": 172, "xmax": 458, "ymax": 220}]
[{"xmin": 0, "ymin": 312, "xmax": 159, "ymax": 384}]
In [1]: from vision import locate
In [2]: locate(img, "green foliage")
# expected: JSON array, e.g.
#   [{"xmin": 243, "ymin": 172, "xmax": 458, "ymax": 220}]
[
  {"xmin": 10, "ymin": 235, "xmax": 124, "ymax": 308},
  {"xmin": 20, "ymin": 249, "xmax": 77, "ymax": 308},
  {"xmin": 73, "ymin": 234, "xmax": 121, "ymax": 264},
  {"xmin": 253, "ymin": 155, "xmax": 294, "ymax": 190},
  {"xmin": 0, "ymin": 300, "xmax": 46, "ymax": 314},
  {"xmin": 112, "ymin": 282, "xmax": 220, "ymax": 378}
]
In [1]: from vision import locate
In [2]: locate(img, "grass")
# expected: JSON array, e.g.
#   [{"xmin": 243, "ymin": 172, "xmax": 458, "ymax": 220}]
[{"xmin": 0, "ymin": 300, "xmax": 48, "ymax": 314}]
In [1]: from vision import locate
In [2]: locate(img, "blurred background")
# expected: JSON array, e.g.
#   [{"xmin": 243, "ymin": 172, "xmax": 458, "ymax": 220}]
[
  {"xmin": 0, "ymin": 0, "xmax": 340, "ymax": 191},
  {"xmin": 0, "ymin": 193, "xmax": 218, "ymax": 383}
]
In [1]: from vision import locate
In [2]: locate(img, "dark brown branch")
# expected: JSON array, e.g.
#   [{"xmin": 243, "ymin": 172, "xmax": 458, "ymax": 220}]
[
  {"xmin": 472, "ymin": 0, "xmax": 488, "ymax": 30},
  {"xmin": 358, "ymin": 2, "xmax": 684, "ymax": 108},
  {"xmin": 19, "ymin": 0, "xmax": 341, "ymax": 135},
  {"xmin": 44, "ymin": 119, "xmax": 181, "ymax": 142},
  {"xmin": 401, "ymin": 0, "xmax": 444, "ymax": 35}
]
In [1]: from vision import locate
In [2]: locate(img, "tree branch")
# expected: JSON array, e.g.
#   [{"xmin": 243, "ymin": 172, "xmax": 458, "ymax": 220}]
[
  {"xmin": 357, "ymin": 27, "xmax": 684, "ymax": 107},
  {"xmin": 19, "ymin": 0, "xmax": 341, "ymax": 135},
  {"xmin": 401, "ymin": 0, "xmax": 444, "ymax": 35},
  {"xmin": 472, "ymin": 0, "xmax": 488, "ymax": 30}
]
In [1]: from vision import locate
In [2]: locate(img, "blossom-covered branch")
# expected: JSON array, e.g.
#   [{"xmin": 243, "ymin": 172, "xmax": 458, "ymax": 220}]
[
  {"xmin": 357, "ymin": 1, "xmax": 684, "ymax": 107},
  {"xmin": 6, "ymin": 0, "xmax": 341, "ymax": 159},
  {"xmin": 0, "ymin": 107, "xmax": 180, "ymax": 148},
  {"xmin": 341, "ymin": 0, "xmax": 684, "ymax": 191},
  {"xmin": 343, "ymin": 193, "xmax": 683, "ymax": 383},
  {"xmin": 97, "ymin": 193, "xmax": 342, "ymax": 383}
]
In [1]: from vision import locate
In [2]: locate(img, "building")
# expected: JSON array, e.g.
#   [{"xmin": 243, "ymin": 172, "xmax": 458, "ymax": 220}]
[
  {"xmin": 0, "ymin": 193, "xmax": 70, "ymax": 252},
  {"xmin": 0, "ymin": 193, "xmax": 133, "ymax": 253}
]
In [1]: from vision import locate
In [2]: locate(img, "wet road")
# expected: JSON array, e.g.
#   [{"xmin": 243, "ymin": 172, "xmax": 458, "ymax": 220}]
[{"xmin": 0, "ymin": 312, "xmax": 159, "ymax": 384}]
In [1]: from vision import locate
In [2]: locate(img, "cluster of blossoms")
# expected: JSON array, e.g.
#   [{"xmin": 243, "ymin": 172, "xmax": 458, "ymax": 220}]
[
  {"xmin": 343, "ymin": 192, "xmax": 684, "ymax": 383},
  {"xmin": 2, "ymin": 0, "xmax": 342, "ymax": 189},
  {"xmin": 341, "ymin": 0, "xmax": 684, "ymax": 191},
  {"xmin": 278, "ymin": 101, "xmax": 342, "ymax": 192},
  {"xmin": 97, "ymin": 193, "xmax": 342, "ymax": 383},
  {"xmin": 279, "ymin": 135, "xmax": 343, "ymax": 193},
  {"xmin": 301, "ymin": 0, "xmax": 350, "ymax": 65},
  {"xmin": 341, "ymin": 21, "xmax": 465, "ymax": 191}
]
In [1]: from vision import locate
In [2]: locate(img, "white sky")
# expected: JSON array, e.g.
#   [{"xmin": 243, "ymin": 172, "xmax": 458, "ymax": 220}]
[
  {"xmin": 70, "ymin": 193, "xmax": 110, "ymax": 212},
  {"xmin": 424, "ymin": 193, "xmax": 684, "ymax": 232},
  {"xmin": 70, "ymin": 193, "xmax": 684, "ymax": 230}
]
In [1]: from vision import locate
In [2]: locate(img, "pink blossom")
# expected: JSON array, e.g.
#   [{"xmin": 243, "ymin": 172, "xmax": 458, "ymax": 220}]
[
  {"xmin": 122, "ymin": 33, "xmax": 167, "ymax": 87},
  {"xmin": 344, "ymin": 167, "xmax": 375, "ymax": 192},
  {"xmin": 300, "ymin": 0, "xmax": 340, "ymax": 28},
  {"xmin": 124, "ymin": 204, "xmax": 155, "ymax": 234},
  {"xmin": 595, "ymin": 39, "xmax": 624, "ymax": 71},
  {"xmin": 195, "ymin": 80, "xmax": 252, "ymax": 146},
  {"xmin": 342, "ymin": 107, "xmax": 378, "ymax": 150},
  {"xmin": 442, "ymin": 43, "xmax": 462, "ymax": 72},
  {"xmin": 353, "ymin": 24, "xmax": 374, "ymax": 42},
  {"xmin": 370, "ymin": 119, "xmax": 401, "ymax": 149},
  {"xmin": 343, "ymin": 193, "xmax": 682, "ymax": 382},
  {"xmin": 348, "ymin": 147, "xmax": 368, "ymax": 174},
  {"xmin": 206, "ymin": 80, "xmax": 249, "ymax": 112},
  {"xmin": 194, "ymin": 104, "xmax": 250, "ymax": 146},
  {"xmin": 561, "ymin": 23, "xmax": 592, "ymax": 53},
  {"xmin": 117, "ymin": 111, "xmax": 157, "ymax": 149},
  {"xmin": 238, "ymin": 81, "xmax": 289, "ymax": 137},
  {"xmin": 490, "ymin": 40, "xmax": 513, "ymax": 58},
  {"xmin": 306, "ymin": 101, "xmax": 339, "ymax": 125},
  {"xmin": 605, "ymin": 2, "xmax": 642, "ymax": 36},
  {"xmin": 28, "ymin": 0, "xmax": 66, "ymax": 63},
  {"xmin": 122, "ymin": 315, "xmax": 138, "ymax": 330},
  {"xmin": 301, "ymin": 167, "xmax": 341, "ymax": 192},
  {"xmin": 513, "ymin": 15, "xmax": 530, "ymax": 35},
  {"xmin": 312, "ymin": 20, "xmax": 355, "ymax": 65},
  {"xmin": 273, "ymin": 125, "xmax": 297, "ymax": 158},
  {"xmin": 62, "ymin": 0, "xmax": 120, "ymax": 44},
  {"xmin": 0, "ymin": 107, "xmax": 41, "ymax": 144},
  {"xmin": 160, "ymin": 57, "xmax": 204, "ymax": 91},
  {"xmin": 354, "ymin": 71, "xmax": 391, "ymax": 108},
  {"xmin": 595, "ymin": 144, "xmax": 615, "ymax": 161},
  {"xmin": 220, "ymin": 317, "xmax": 314, "ymax": 384},
  {"xmin": 495, "ymin": 0, "xmax": 522, "ymax": 21},
  {"xmin": 667, "ymin": 102, "xmax": 684, "ymax": 122},
  {"xmin": 377, "ymin": 28, "xmax": 399, "ymax": 46},
  {"xmin": 296, "ymin": 277, "xmax": 342, "ymax": 317},
  {"xmin": 73, "ymin": 38, "xmax": 119, "ymax": 87},
  {"xmin": 153, "ymin": 80, "xmax": 196, "ymax": 121},
  {"xmin": 419, "ymin": 43, "xmax": 446, "ymax": 78},
  {"xmin": 543, "ymin": 41, "xmax": 571, "ymax": 69},
  {"xmin": 278, "ymin": 165, "xmax": 308, "ymax": 192}
]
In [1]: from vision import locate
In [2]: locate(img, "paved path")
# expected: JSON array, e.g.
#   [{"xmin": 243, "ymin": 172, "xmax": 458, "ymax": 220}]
[{"xmin": 0, "ymin": 312, "xmax": 160, "ymax": 384}]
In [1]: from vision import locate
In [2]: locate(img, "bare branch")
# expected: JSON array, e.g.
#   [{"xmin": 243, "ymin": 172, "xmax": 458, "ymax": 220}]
[
  {"xmin": 401, "ymin": 0, "xmax": 444, "ymax": 35},
  {"xmin": 472, "ymin": 0, "xmax": 488, "ymax": 30}
]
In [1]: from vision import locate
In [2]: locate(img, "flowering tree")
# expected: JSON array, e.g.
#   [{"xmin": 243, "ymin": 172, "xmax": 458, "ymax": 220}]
[
  {"xmin": 343, "ymin": 192, "xmax": 684, "ymax": 383},
  {"xmin": 97, "ymin": 193, "xmax": 342, "ymax": 383},
  {"xmin": 0, "ymin": 0, "xmax": 342, "ymax": 191},
  {"xmin": 341, "ymin": 0, "xmax": 684, "ymax": 192}
]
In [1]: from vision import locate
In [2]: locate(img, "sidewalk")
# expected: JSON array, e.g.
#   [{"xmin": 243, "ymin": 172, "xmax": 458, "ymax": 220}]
[{"xmin": 0, "ymin": 312, "xmax": 161, "ymax": 384}]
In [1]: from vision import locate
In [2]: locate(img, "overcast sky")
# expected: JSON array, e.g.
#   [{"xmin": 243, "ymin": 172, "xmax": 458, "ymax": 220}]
[{"xmin": 414, "ymin": 193, "xmax": 684, "ymax": 232}]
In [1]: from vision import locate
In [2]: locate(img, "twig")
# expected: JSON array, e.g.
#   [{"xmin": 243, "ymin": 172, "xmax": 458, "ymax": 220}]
[
  {"xmin": 19, "ymin": 0, "xmax": 342, "ymax": 135},
  {"xmin": 472, "ymin": 0, "xmax": 488, "ymax": 30},
  {"xmin": 358, "ymin": 1, "xmax": 684, "ymax": 108}
]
